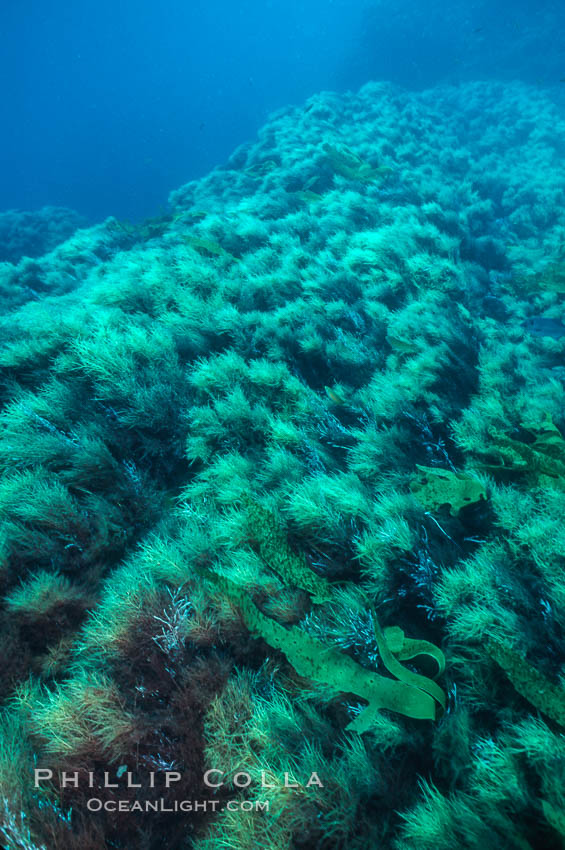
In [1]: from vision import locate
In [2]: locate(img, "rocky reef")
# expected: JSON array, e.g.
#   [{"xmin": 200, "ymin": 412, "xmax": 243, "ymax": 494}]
[{"xmin": 1, "ymin": 80, "xmax": 564, "ymax": 849}]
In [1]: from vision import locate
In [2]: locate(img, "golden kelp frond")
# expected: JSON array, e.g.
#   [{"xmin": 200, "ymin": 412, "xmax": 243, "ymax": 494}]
[
  {"xmin": 182, "ymin": 235, "xmax": 239, "ymax": 262},
  {"xmin": 199, "ymin": 564, "xmax": 445, "ymax": 734},
  {"xmin": 477, "ymin": 414, "xmax": 565, "ymax": 485},
  {"xmin": 112, "ymin": 212, "xmax": 173, "ymax": 242},
  {"xmin": 242, "ymin": 494, "xmax": 333, "ymax": 604},
  {"xmin": 296, "ymin": 189, "xmax": 324, "ymax": 203},
  {"xmin": 322, "ymin": 142, "xmax": 392, "ymax": 184},
  {"xmin": 324, "ymin": 385, "xmax": 346, "ymax": 405},
  {"xmin": 486, "ymin": 637, "xmax": 565, "ymax": 729},
  {"xmin": 295, "ymin": 175, "xmax": 325, "ymax": 203},
  {"xmin": 174, "ymin": 209, "xmax": 209, "ymax": 222},
  {"xmin": 513, "ymin": 255, "xmax": 565, "ymax": 293},
  {"xmin": 244, "ymin": 159, "xmax": 278, "ymax": 178},
  {"xmin": 410, "ymin": 465, "xmax": 487, "ymax": 515},
  {"xmin": 383, "ymin": 624, "xmax": 446, "ymax": 679}
]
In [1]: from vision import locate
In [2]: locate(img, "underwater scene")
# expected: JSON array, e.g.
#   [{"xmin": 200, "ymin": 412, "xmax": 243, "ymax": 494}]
[{"xmin": 2, "ymin": 2, "xmax": 565, "ymax": 849}]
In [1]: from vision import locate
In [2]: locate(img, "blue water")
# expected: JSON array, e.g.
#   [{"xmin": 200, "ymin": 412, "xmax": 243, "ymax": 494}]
[{"xmin": 2, "ymin": 0, "xmax": 564, "ymax": 223}]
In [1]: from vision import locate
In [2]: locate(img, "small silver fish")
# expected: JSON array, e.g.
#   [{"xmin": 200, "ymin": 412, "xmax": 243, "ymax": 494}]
[{"xmin": 522, "ymin": 316, "xmax": 565, "ymax": 340}]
